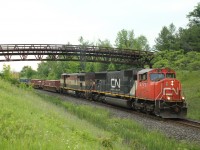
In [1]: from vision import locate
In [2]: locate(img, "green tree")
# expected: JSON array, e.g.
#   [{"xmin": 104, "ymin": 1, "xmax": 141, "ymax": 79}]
[
  {"xmin": 1, "ymin": 64, "xmax": 19, "ymax": 84},
  {"xmin": 152, "ymin": 50, "xmax": 182, "ymax": 69},
  {"xmin": 135, "ymin": 35, "xmax": 150, "ymax": 51},
  {"xmin": 154, "ymin": 23, "xmax": 178, "ymax": 51},
  {"xmin": 78, "ymin": 36, "xmax": 94, "ymax": 72},
  {"xmin": 2, "ymin": 64, "xmax": 12, "ymax": 80},
  {"xmin": 96, "ymin": 39, "xmax": 113, "ymax": 71},
  {"xmin": 37, "ymin": 62, "xmax": 50, "ymax": 79},
  {"xmin": 178, "ymin": 25, "xmax": 200, "ymax": 52},
  {"xmin": 178, "ymin": 3, "xmax": 200, "ymax": 52},
  {"xmin": 114, "ymin": 29, "xmax": 150, "ymax": 70},
  {"xmin": 175, "ymin": 51, "xmax": 200, "ymax": 70},
  {"xmin": 97, "ymin": 39, "xmax": 112, "ymax": 48},
  {"xmin": 152, "ymin": 50, "xmax": 200, "ymax": 71},
  {"xmin": 115, "ymin": 29, "xmax": 134, "ymax": 49},
  {"xmin": 187, "ymin": 2, "xmax": 200, "ymax": 26},
  {"xmin": 20, "ymin": 66, "xmax": 36, "ymax": 79},
  {"xmin": 47, "ymin": 61, "xmax": 80, "ymax": 79},
  {"xmin": 115, "ymin": 29, "xmax": 149, "ymax": 51},
  {"xmin": 107, "ymin": 63, "xmax": 116, "ymax": 71}
]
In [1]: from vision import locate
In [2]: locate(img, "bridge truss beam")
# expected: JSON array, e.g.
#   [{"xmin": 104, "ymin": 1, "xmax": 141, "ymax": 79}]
[{"xmin": 0, "ymin": 44, "xmax": 154, "ymax": 67}]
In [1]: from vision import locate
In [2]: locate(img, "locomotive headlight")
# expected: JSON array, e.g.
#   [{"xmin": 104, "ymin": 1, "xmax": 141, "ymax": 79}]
[
  {"xmin": 167, "ymin": 96, "xmax": 171, "ymax": 100},
  {"xmin": 182, "ymin": 96, "xmax": 185, "ymax": 100}
]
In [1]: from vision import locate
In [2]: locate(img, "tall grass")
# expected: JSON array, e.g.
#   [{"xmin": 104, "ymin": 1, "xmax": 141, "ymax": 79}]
[
  {"xmin": 0, "ymin": 79, "xmax": 128, "ymax": 149},
  {"xmin": 37, "ymin": 92, "xmax": 200, "ymax": 150},
  {"xmin": 177, "ymin": 71, "xmax": 200, "ymax": 120}
]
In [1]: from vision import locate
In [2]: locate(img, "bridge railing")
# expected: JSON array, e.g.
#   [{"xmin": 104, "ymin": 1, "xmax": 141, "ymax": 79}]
[{"xmin": 0, "ymin": 44, "xmax": 154, "ymax": 66}]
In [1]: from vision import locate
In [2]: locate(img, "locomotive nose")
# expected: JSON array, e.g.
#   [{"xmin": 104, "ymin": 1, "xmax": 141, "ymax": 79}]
[{"xmin": 162, "ymin": 79, "xmax": 181, "ymax": 101}]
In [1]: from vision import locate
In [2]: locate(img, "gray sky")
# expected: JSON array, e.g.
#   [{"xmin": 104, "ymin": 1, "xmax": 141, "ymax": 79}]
[{"xmin": 0, "ymin": 0, "xmax": 199, "ymax": 71}]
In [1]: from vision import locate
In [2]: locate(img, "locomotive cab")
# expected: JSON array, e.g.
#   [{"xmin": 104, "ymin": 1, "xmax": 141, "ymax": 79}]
[{"xmin": 136, "ymin": 68, "xmax": 187, "ymax": 118}]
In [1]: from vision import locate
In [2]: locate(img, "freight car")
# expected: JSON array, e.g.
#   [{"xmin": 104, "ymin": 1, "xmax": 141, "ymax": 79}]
[
  {"xmin": 31, "ymin": 67, "xmax": 187, "ymax": 118},
  {"xmin": 30, "ymin": 79, "xmax": 44, "ymax": 89},
  {"xmin": 43, "ymin": 80, "xmax": 60, "ymax": 92},
  {"xmin": 19, "ymin": 78, "xmax": 31, "ymax": 84}
]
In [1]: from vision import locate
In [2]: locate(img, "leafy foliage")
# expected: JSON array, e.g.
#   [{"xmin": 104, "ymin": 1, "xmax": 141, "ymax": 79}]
[
  {"xmin": 1, "ymin": 64, "xmax": 12, "ymax": 80},
  {"xmin": 20, "ymin": 66, "xmax": 36, "ymax": 79},
  {"xmin": 1, "ymin": 64, "xmax": 19, "ymax": 85},
  {"xmin": 115, "ymin": 29, "xmax": 150, "ymax": 51},
  {"xmin": 152, "ymin": 50, "xmax": 200, "ymax": 70},
  {"xmin": 187, "ymin": 2, "xmax": 200, "ymax": 26},
  {"xmin": 154, "ymin": 3, "xmax": 200, "ymax": 52},
  {"xmin": 179, "ymin": 25, "xmax": 200, "ymax": 52},
  {"xmin": 36, "ymin": 61, "xmax": 80, "ymax": 79},
  {"xmin": 154, "ymin": 24, "xmax": 179, "ymax": 51}
]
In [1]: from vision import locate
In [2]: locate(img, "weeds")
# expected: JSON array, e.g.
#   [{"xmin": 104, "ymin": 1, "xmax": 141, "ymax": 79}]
[
  {"xmin": 177, "ymin": 71, "xmax": 200, "ymax": 120},
  {"xmin": 0, "ymin": 79, "xmax": 129, "ymax": 150}
]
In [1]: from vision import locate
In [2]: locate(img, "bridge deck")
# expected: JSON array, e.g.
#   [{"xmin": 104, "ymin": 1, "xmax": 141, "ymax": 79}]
[{"xmin": 0, "ymin": 44, "xmax": 154, "ymax": 67}]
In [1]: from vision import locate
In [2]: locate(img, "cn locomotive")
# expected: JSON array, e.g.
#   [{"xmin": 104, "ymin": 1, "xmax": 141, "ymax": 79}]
[{"xmin": 30, "ymin": 68, "xmax": 187, "ymax": 118}]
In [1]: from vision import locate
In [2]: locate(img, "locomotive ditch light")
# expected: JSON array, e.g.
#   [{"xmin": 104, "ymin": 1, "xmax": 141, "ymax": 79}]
[
  {"xmin": 167, "ymin": 96, "xmax": 171, "ymax": 100},
  {"xmin": 181, "ymin": 96, "xmax": 185, "ymax": 100}
]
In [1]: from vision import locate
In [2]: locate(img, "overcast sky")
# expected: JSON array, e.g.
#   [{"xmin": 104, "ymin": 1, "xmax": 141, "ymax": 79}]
[{"xmin": 0, "ymin": 0, "xmax": 199, "ymax": 72}]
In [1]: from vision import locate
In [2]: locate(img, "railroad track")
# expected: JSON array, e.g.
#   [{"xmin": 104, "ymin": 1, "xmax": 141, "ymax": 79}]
[
  {"xmin": 173, "ymin": 119, "xmax": 200, "ymax": 129},
  {"xmin": 91, "ymin": 99, "xmax": 200, "ymax": 129}
]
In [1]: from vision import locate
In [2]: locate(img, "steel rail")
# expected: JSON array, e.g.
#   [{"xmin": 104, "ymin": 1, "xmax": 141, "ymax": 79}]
[{"xmin": 174, "ymin": 119, "xmax": 200, "ymax": 129}]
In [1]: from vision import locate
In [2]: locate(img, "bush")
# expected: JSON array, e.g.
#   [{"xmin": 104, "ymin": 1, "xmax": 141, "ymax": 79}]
[{"xmin": 152, "ymin": 50, "xmax": 200, "ymax": 70}]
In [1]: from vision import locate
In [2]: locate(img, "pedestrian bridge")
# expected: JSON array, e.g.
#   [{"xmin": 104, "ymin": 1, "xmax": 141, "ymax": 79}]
[{"xmin": 0, "ymin": 44, "xmax": 154, "ymax": 67}]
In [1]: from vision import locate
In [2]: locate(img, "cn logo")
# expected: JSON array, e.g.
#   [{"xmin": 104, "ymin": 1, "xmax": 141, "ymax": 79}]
[
  {"xmin": 163, "ymin": 87, "xmax": 179, "ymax": 95},
  {"xmin": 111, "ymin": 78, "xmax": 120, "ymax": 89}
]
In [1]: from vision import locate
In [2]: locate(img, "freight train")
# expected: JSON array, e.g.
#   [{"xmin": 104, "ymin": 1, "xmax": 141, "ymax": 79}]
[{"xmin": 29, "ymin": 68, "xmax": 187, "ymax": 118}]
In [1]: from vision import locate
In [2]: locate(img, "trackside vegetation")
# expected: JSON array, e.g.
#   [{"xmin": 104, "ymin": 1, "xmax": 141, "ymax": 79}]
[
  {"xmin": 0, "ymin": 79, "xmax": 200, "ymax": 149},
  {"xmin": 177, "ymin": 71, "xmax": 200, "ymax": 120}
]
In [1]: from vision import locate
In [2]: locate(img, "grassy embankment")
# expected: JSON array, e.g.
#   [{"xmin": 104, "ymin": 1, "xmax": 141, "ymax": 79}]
[
  {"xmin": 177, "ymin": 71, "xmax": 200, "ymax": 120},
  {"xmin": 0, "ymin": 78, "xmax": 200, "ymax": 149}
]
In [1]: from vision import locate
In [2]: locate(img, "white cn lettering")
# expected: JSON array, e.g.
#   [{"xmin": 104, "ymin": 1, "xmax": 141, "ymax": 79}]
[
  {"xmin": 111, "ymin": 78, "xmax": 120, "ymax": 89},
  {"xmin": 163, "ymin": 87, "xmax": 179, "ymax": 95}
]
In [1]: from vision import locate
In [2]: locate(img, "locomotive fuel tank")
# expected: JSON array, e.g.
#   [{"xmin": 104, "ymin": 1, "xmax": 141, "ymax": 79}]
[{"xmin": 104, "ymin": 97, "xmax": 132, "ymax": 108}]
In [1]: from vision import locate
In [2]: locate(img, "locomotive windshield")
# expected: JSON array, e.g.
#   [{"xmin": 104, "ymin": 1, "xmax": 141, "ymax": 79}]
[
  {"xmin": 150, "ymin": 73, "xmax": 176, "ymax": 81},
  {"xmin": 166, "ymin": 73, "xmax": 176, "ymax": 78},
  {"xmin": 150, "ymin": 73, "xmax": 165, "ymax": 81}
]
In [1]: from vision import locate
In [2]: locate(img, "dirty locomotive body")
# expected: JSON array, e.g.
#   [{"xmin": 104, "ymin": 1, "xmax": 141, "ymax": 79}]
[{"xmin": 31, "ymin": 68, "xmax": 187, "ymax": 118}]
